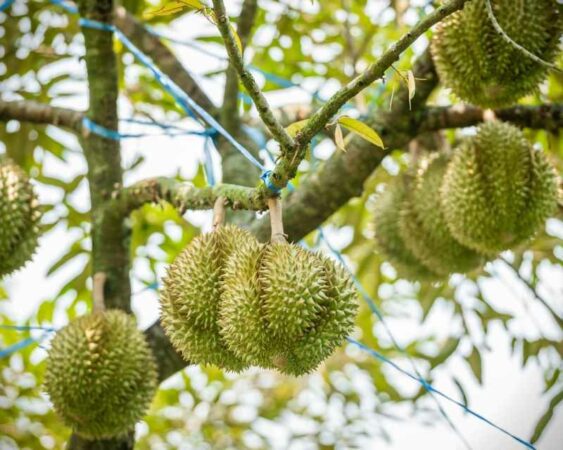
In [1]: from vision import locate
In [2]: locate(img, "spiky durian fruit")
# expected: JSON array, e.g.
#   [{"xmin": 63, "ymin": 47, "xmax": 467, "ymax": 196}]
[
  {"xmin": 399, "ymin": 154, "xmax": 485, "ymax": 276},
  {"xmin": 0, "ymin": 156, "xmax": 41, "ymax": 276},
  {"xmin": 372, "ymin": 179, "xmax": 442, "ymax": 281},
  {"xmin": 220, "ymin": 241, "xmax": 358, "ymax": 376},
  {"xmin": 431, "ymin": 0, "xmax": 562, "ymax": 107},
  {"xmin": 441, "ymin": 122, "xmax": 558, "ymax": 253},
  {"xmin": 44, "ymin": 310, "xmax": 157, "ymax": 439},
  {"xmin": 160, "ymin": 225, "xmax": 253, "ymax": 372}
]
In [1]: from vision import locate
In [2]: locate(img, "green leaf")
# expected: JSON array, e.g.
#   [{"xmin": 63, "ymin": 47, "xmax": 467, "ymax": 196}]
[
  {"xmin": 531, "ymin": 388, "xmax": 563, "ymax": 443},
  {"xmin": 452, "ymin": 377, "xmax": 469, "ymax": 409},
  {"xmin": 337, "ymin": 116, "xmax": 384, "ymax": 149},
  {"xmin": 468, "ymin": 347, "xmax": 483, "ymax": 384},
  {"xmin": 285, "ymin": 119, "xmax": 309, "ymax": 137},
  {"xmin": 429, "ymin": 338, "xmax": 460, "ymax": 368}
]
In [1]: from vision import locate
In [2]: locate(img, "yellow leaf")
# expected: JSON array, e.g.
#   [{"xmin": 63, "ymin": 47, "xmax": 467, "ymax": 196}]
[
  {"xmin": 337, "ymin": 116, "xmax": 384, "ymax": 149},
  {"xmin": 145, "ymin": 0, "xmax": 204, "ymax": 18},
  {"xmin": 285, "ymin": 119, "xmax": 309, "ymax": 137},
  {"xmin": 334, "ymin": 124, "xmax": 346, "ymax": 152},
  {"xmin": 229, "ymin": 22, "xmax": 243, "ymax": 54},
  {"xmin": 407, "ymin": 70, "xmax": 416, "ymax": 110}
]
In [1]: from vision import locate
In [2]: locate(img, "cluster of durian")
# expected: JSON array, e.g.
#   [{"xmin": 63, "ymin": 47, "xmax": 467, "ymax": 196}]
[
  {"xmin": 161, "ymin": 224, "xmax": 358, "ymax": 376},
  {"xmin": 431, "ymin": 0, "xmax": 562, "ymax": 107},
  {"xmin": 0, "ymin": 155, "xmax": 41, "ymax": 276},
  {"xmin": 373, "ymin": 122, "xmax": 558, "ymax": 281},
  {"xmin": 44, "ymin": 310, "xmax": 158, "ymax": 439}
]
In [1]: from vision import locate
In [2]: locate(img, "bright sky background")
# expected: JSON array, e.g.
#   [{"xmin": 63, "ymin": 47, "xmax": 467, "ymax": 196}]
[{"xmin": 1, "ymin": 1, "xmax": 562, "ymax": 449}]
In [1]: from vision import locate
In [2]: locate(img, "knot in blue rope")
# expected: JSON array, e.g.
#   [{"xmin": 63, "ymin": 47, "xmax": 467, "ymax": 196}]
[{"xmin": 260, "ymin": 170, "xmax": 281, "ymax": 194}]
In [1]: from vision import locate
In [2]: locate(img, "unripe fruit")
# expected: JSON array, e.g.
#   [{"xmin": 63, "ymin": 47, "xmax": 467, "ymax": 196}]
[
  {"xmin": 220, "ymin": 241, "xmax": 358, "ymax": 376},
  {"xmin": 0, "ymin": 156, "xmax": 41, "ymax": 276},
  {"xmin": 399, "ymin": 154, "xmax": 485, "ymax": 276},
  {"xmin": 160, "ymin": 225, "xmax": 252, "ymax": 371},
  {"xmin": 441, "ymin": 122, "xmax": 558, "ymax": 253},
  {"xmin": 44, "ymin": 310, "xmax": 157, "ymax": 439},
  {"xmin": 372, "ymin": 178, "xmax": 443, "ymax": 281},
  {"xmin": 431, "ymin": 0, "xmax": 562, "ymax": 108}
]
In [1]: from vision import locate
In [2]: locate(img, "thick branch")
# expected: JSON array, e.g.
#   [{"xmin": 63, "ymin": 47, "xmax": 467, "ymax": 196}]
[
  {"xmin": 0, "ymin": 100, "xmax": 83, "ymax": 131},
  {"xmin": 295, "ymin": 0, "xmax": 470, "ymax": 146},
  {"xmin": 211, "ymin": 0, "xmax": 294, "ymax": 149},
  {"xmin": 419, "ymin": 104, "xmax": 563, "ymax": 133},
  {"xmin": 114, "ymin": 7, "xmax": 217, "ymax": 115},
  {"xmin": 116, "ymin": 177, "xmax": 265, "ymax": 214}
]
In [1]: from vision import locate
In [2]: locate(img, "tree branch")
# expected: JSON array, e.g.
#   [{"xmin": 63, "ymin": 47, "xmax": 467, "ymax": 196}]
[
  {"xmin": 0, "ymin": 100, "xmax": 83, "ymax": 131},
  {"xmin": 419, "ymin": 104, "xmax": 563, "ymax": 133},
  {"xmin": 211, "ymin": 0, "xmax": 294, "ymax": 150},
  {"xmin": 294, "ymin": 0, "xmax": 470, "ymax": 146},
  {"xmin": 251, "ymin": 49, "xmax": 440, "ymax": 242},
  {"xmin": 115, "ymin": 177, "xmax": 265, "ymax": 214},
  {"xmin": 114, "ymin": 7, "xmax": 217, "ymax": 116},
  {"xmin": 221, "ymin": 0, "xmax": 258, "ymax": 133}
]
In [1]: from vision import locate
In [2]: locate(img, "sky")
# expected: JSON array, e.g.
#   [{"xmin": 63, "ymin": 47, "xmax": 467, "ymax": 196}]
[{"xmin": 1, "ymin": 1, "xmax": 562, "ymax": 449}]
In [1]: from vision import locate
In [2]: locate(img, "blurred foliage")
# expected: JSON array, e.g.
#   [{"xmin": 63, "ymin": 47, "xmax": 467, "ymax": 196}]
[{"xmin": 0, "ymin": 0, "xmax": 562, "ymax": 449}]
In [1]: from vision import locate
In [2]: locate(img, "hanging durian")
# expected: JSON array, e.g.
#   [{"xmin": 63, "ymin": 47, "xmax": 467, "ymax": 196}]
[
  {"xmin": 160, "ymin": 201, "xmax": 252, "ymax": 372},
  {"xmin": 372, "ymin": 178, "xmax": 443, "ymax": 281},
  {"xmin": 44, "ymin": 310, "xmax": 157, "ymax": 439},
  {"xmin": 431, "ymin": 0, "xmax": 562, "ymax": 107},
  {"xmin": 399, "ymin": 154, "xmax": 485, "ymax": 276},
  {"xmin": 0, "ymin": 155, "xmax": 41, "ymax": 276},
  {"xmin": 219, "ymin": 198, "xmax": 358, "ymax": 376},
  {"xmin": 441, "ymin": 121, "xmax": 558, "ymax": 253}
]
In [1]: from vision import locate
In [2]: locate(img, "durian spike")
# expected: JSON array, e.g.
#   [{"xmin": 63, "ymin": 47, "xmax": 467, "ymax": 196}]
[
  {"xmin": 92, "ymin": 272, "xmax": 107, "ymax": 313},
  {"xmin": 212, "ymin": 196, "xmax": 226, "ymax": 231},
  {"xmin": 268, "ymin": 197, "xmax": 287, "ymax": 244}
]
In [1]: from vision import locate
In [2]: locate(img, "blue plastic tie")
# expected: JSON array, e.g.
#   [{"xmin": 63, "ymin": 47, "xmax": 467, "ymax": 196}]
[
  {"xmin": 0, "ymin": 324, "xmax": 57, "ymax": 332},
  {"xmin": 260, "ymin": 170, "xmax": 282, "ymax": 194},
  {"xmin": 49, "ymin": 0, "xmax": 78, "ymax": 14},
  {"xmin": 347, "ymin": 338, "xmax": 536, "ymax": 450}
]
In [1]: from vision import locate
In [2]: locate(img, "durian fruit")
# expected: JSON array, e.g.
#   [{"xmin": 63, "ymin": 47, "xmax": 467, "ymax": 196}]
[
  {"xmin": 372, "ymin": 178, "xmax": 443, "ymax": 281},
  {"xmin": 399, "ymin": 154, "xmax": 485, "ymax": 276},
  {"xmin": 431, "ymin": 0, "xmax": 562, "ymax": 108},
  {"xmin": 441, "ymin": 121, "xmax": 558, "ymax": 253},
  {"xmin": 0, "ymin": 155, "xmax": 41, "ymax": 276},
  {"xmin": 44, "ymin": 310, "xmax": 157, "ymax": 439},
  {"xmin": 220, "ymin": 239, "xmax": 358, "ymax": 376},
  {"xmin": 160, "ymin": 224, "xmax": 253, "ymax": 372}
]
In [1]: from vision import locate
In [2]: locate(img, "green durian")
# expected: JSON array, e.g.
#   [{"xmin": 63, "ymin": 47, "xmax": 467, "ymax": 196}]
[
  {"xmin": 431, "ymin": 0, "xmax": 562, "ymax": 108},
  {"xmin": 372, "ymin": 179, "xmax": 443, "ymax": 281},
  {"xmin": 160, "ymin": 225, "xmax": 253, "ymax": 372},
  {"xmin": 441, "ymin": 121, "xmax": 558, "ymax": 253},
  {"xmin": 44, "ymin": 310, "xmax": 157, "ymax": 439},
  {"xmin": 220, "ymin": 241, "xmax": 358, "ymax": 376},
  {"xmin": 399, "ymin": 154, "xmax": 485, "ymax": 276},
  {"xmin": 0, "ymin": 156, "xmax": 41, "ymax": 276}
]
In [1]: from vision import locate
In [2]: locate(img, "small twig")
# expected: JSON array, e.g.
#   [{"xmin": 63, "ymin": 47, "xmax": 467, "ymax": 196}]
[
  {"xmin": 211, "ymin": 0, "xmax": 295, "ymax": 150},
  {"xmin": 92, "ymin": 272, "xmax": 107, "ymax": 313},
  {"xmin": 498, "ymin": 257, "xmax": 563, "ymax": 327},
  {"xmin": 268, "ymin": 197, "xmax": 286, "ymax": 243},
  {"xmin": 212, "ymin": 196, "xmax": 226, "ymax": 230},
  {"xmin": 484, "ymin": 0, "xmax": 562, "ymax": 74}
]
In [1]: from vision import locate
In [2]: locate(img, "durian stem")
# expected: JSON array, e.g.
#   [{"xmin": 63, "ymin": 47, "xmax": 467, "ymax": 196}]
[
  {"xmin": 268, "ymin": 197, "xmax": 286, "ymax": 243},
  {"xmin": 93, "ymin": 272, "xmax": 107, "ymax": 313},
  {"xmin": 212, "ymin": 196, "xmax": 226, "ymax": 230}
]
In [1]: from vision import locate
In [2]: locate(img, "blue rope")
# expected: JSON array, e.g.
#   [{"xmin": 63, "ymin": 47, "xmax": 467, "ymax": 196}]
[
  {"xmin": 347, "ymin": 338, "xmax": 536, "ymax": 450},
  {"xmin": 317, "ymin": 228, "xmax": 472, "ymax": 449},
  {"xmin": 49, "ymin": 0, "xmax": 78, "ymax": 14},
  {"xmin": 0, "ymin": 324, "xmax": 57, "ymax": 332},
  {"xmin": 203, "ymin": 134, "xmax": 217, "ymax": 186},
  {"xmin": 0, "ymin": 0, "xmax": 15, "ymax": 12}
]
